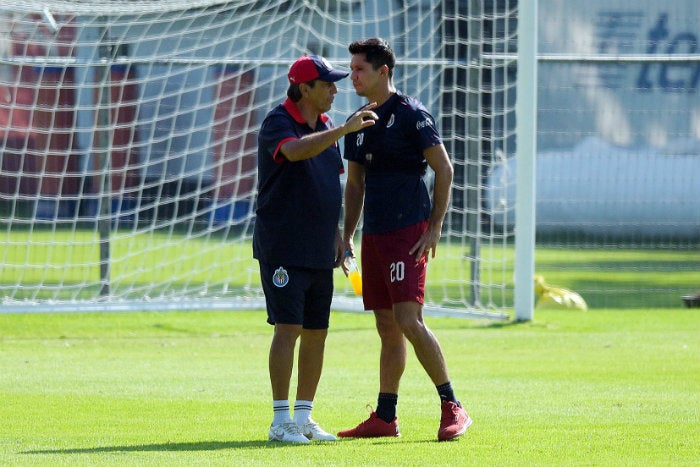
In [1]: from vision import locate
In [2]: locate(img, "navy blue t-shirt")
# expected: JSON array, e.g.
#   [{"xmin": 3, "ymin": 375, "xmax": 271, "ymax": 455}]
[
  {"xmin": 344, "ymin": 92, "xmax": 442, "ymax": 234},
  {"xmin": 253, "ymin": 99, "xmax": 343, "ymax": 269}
]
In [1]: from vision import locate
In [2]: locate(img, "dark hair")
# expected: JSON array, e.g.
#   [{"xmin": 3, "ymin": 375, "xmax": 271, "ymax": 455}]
[
  {"xmin": 348, "ymin": 37, "xmax": 395, "ymax": 79},
  {"xmin": 286, "ymin": 80, "xmax": 316, "ymax": 102}
]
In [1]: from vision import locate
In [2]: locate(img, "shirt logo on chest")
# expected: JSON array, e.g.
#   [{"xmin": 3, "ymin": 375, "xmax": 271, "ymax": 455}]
[
  {"xmin": 387, "ymin": 113, "xmax": 395, "ymax": 128},
  {"xmin": 356, "ymin": 132, "xmax": 364, "ymax": 147}
]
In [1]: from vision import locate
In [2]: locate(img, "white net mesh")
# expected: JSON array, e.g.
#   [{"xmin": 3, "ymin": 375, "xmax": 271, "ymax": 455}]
[
  {"xmin": 0, "ymin": 1, "xmax": 515, "ymax": 318},
  {"xmin": 12, "ymin": 1, "xmax": 231, "ymax": 15}
]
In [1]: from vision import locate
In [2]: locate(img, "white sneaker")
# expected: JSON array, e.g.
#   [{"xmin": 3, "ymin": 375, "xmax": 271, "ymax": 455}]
[
  {"xmin": 268, "ymin": 422, "xmax": 311, "ymax": 444},
  {"xmin": 301, "ymin": 419, "xmax": 337, "ymax": 441}
]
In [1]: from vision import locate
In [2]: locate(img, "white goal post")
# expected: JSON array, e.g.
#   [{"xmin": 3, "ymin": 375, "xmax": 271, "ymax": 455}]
[{"xmin": 0, "ymin": 0, "xmax": 519, "ymax": 320}]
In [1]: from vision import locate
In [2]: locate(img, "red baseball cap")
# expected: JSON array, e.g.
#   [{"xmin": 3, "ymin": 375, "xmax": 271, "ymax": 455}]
[{"xmin": 288, "ymin": 55, "xmax": 349, "ymax": 84}]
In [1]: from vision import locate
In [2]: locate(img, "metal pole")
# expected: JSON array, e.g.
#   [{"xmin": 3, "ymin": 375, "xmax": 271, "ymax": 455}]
[
  {"xmin": 96, "ymin": 25, "xmax": 111, "ymax": 296},
  {"xmin": 466, "ymin": 0, "xmax": 482, "ymax": 306},
  {"xmin": 514, "ymin": 0, "xmax": 538, "ymax": 321}
]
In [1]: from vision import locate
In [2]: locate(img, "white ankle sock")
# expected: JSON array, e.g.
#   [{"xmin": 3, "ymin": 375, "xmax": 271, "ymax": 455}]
[
  {"xmin": 293, "ymin": 400, "xmax": 313, "ymax": 425},
  {"xmin": 272, "ymin": 400, "xmax": 291, "ymax": 425}
]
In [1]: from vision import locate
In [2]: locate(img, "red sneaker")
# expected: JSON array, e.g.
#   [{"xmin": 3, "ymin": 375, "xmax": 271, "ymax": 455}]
[
  {"xmin": 438, "ymin": 401, "xmax": 472, "ymax": 441},
  {"xmin": 337, "ymin": 410, "xmax": 400, "ymax": 438}
]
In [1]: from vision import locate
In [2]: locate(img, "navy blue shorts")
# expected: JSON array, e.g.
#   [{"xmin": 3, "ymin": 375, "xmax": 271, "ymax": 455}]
[{"xmin": 259, "ymin": 262, "xmax": 333, "ymax": 329}]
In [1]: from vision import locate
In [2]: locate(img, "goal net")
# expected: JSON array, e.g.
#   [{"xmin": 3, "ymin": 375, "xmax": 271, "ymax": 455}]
[{"xmin": 0, "ymin": 0, "xmax": 515, "ymax": 319}]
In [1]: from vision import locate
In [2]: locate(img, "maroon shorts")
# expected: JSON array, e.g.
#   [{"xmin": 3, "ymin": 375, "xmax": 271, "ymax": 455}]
[{"xmin": 361, "ymin": 221, "xmax": 428, "ymax": 310}]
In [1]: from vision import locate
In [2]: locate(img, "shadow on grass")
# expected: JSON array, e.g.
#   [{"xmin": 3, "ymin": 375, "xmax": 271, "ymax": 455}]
[
  {"xmin": 22, "ymin": 437, "xmax": 427, "ymax": 455},
  {"xmin": 482, "ymin": 320, "xmax": 527, "ymax": 328},
  {"xmin": 22, "ymin": 440, "xmax": 303, "ymax": 454}
]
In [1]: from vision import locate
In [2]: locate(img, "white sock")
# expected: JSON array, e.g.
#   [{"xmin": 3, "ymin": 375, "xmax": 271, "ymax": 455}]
[
  {"xmin": 272, "ymin": 400, "xmax": 291, "ymax": 425},
  {"xmin": 293, "ymin": 400, "xmax": 313, "ymax": 425}
]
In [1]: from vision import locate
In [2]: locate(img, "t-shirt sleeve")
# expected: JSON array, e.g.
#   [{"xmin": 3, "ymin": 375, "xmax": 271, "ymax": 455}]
[
  {"xmin": 343, "ymin": 128, "xmax": 363, "ymax": 163},
  {"xmin": 260, "ymin": 113, "xmax": 298, "ymax": 163},
  {"xmin": 410, "ymin": 107, "xmax": 442, "ymax": 151}
]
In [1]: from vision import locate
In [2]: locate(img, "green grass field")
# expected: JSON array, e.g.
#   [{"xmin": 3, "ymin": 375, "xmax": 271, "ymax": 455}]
[
  {"xmin": 2, "ymin": 228, "xmax": 698, "ymax": 310},
  {"xmin": 1, "ymin": 308, "xmax": 699, "ymax": 466}
]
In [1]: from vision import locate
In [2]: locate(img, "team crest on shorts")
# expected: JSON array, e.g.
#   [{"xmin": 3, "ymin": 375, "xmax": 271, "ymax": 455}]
[{"xmin": 272, "ymin": 266, "xmax": 289, "ymax": 287}]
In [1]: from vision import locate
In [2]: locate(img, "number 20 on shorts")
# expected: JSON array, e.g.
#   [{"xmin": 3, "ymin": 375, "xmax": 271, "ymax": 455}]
[{"xmin": 390, "ymin": 261, "xmax": 405, "ymax": 283}]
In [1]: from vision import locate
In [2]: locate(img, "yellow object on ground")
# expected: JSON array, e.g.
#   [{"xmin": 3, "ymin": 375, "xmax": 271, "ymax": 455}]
[{"xmin": 534, "ymin": 275, "xmax": 588, "ymax": 311}]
